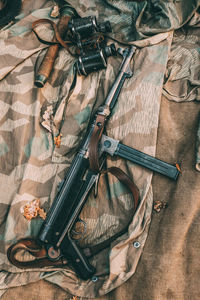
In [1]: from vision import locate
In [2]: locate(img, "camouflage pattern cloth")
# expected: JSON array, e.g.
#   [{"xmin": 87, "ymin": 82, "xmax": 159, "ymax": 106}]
[
  {"xmin": 196, "ymin": 113, "xmax": 200, "ymax": 171},
  {"xmin": 161, "ymin": 11, "xmax": 200, "ymax": 171},
  {"xmin": 0, "ymin": 0, "xmax": 199, "ymax": 298}
]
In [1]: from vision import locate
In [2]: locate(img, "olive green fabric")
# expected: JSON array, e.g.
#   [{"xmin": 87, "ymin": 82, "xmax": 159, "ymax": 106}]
[{"xmin": 0, "ymin": 0, "xmax": 199, "ymax": 298}]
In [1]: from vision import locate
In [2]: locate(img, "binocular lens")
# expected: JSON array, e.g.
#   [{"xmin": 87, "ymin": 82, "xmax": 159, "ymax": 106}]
[
  {"xmin": 69, "ymin": 16, "xmax": 112, "ymax": 40},
  {"xmin": 76, "ymin": 44, "xmax": 117, "ymax": 76},
  {"xmin": 76, "ymin": 50, "xmax": 106, "ymax": 76}
]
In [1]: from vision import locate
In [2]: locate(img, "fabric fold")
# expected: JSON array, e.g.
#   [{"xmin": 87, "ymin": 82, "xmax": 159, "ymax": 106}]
[{"xmin": 0, "ymin": 0, "xmax": 199, "ymax": 298}]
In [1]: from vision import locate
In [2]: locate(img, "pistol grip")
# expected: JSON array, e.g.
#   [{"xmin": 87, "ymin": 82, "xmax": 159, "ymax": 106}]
[{"xmin": 60, "ymin": 235, "xmax": 95, "ymax": 280}]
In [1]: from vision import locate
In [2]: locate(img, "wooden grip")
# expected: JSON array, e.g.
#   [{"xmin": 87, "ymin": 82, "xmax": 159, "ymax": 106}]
[{"xmin": 35, "ymin": 15, "xmax": 71, "ymax": 88}]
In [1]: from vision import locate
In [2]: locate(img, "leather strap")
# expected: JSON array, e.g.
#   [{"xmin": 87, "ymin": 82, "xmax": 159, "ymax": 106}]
[
  {"xmin": 7, "ymin": 225, "xmax": 126, "ymax": 269},
  {"xmin": 32, "ymin": 17, "xmax": 75, "ymax": 57},
  {"xmin": 32, "ymin": 18, "xmax": 71, "ymax": 48},
  {"xmin": 7, "ymin": 238, "xmax": 67, "ymax": 269},
  {"xmin": 7, "ymin": 168, "xmax": 139, "ymax": 269},
  {"xmin": 89, "ymin": 114, "xmax": 139, "ymax": 211},
  {"xmin": 89, "ymin": 114, "xmax": 107, "ymax": 172},
  {"xmin": 105, "ymin": 167, "xmax": 139, "ymax": 211}
]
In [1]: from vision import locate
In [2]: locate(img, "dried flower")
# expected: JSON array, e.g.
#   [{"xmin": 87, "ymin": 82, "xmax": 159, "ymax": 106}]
[
  {"xmin": 50, "ymin": 4, "xmax": 59, "ymax": 18},
  {"xmin": 21, "ymin": 199, "xmax": 46, "ymax": 221},
  {"xmin": 54, "ymin": 133, "xmax": 62, "ymax": 147},
  {"xmin": 153, "ymin": 200, "xmax": 168, "ymax": 213}
]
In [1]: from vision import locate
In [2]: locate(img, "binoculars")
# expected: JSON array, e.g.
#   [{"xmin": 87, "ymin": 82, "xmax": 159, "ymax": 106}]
[
  {"xmin": 68, "ymin": 16, "xmax": 116, "ymax": 75},
  {"xmin": 35, "ymin": 14, "xmax": 116, "ymax": 87},
  {"xmin": 68, "ymin": 16, "xmax": 111, "ymax": 47}
]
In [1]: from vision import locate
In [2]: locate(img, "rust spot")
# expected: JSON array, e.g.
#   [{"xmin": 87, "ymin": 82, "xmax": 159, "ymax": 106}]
[
  {"xmin": 175, "ymin": 163, "xmax": 181, "ymax": 173},
  {"xmin": 54, "ymin": 133, "xmax": 62, "ymax": 148}
]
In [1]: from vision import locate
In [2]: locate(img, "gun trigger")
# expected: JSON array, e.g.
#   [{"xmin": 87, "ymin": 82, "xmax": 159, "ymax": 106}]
[{"xmin": 94, "ymin": 174, "xmax": 100, "ymax": 198}]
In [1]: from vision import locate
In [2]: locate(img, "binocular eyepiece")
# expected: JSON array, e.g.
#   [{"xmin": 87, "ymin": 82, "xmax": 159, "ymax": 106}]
[
  {"xmin": 68, "ymin": 16, "xmax": 111, "ymax": 41},
  {"xmin": 75, "ymin": 43, "xmax": 117, "ymax": 76}
]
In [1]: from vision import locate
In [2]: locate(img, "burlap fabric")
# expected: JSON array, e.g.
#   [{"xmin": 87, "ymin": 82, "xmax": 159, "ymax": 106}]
[{"xmin": 0, "ymin": 0, "xmax": 199, "ymax": 299}]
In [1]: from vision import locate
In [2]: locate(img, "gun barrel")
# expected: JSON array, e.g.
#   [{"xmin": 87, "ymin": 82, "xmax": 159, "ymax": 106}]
[
  {"xmin": 39, "ymin": 154, "xmax": 90, "ymax": 244},
  {"xmin": 56, "ymin": 169, "xmax": 98, "ymax": 248},
  {"xmin": 38, "ymin": 158, "xmax": 97, "ymax": 279},
  {"xmin": 104, "ymin": 46, "xmax": 136, "ymax": 110}
]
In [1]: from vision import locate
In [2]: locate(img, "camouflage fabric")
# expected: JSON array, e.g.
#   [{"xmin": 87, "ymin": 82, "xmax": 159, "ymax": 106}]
[
  {"xmin": 163, "ymin": 12, "xmax": 200, "ymax": 102},
  {"xmin": 161, "ymin": 11, "xmax": 200, "ymax": 171},
  {"xmin": 0, "ymin": 0, "xmax": 199, "ymax": 298},
  {"xmin": 196, "ymin": 113, "xmax": 200, "ymax": 171}
]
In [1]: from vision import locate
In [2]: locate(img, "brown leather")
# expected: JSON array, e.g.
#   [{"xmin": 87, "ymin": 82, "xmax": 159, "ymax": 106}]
[
  {"xmin": 7, "ymin": 164, "xmax": 139, "ymax": 270},
  {"xmin": 7, "ymin": 238, "xmax": 67, "ymax": 269},
  {"xmin": 32, "ymin": 17, "xmax": 72, "ymax": 49},
  {"xmin": 32, "ymin": 15, "xmax": 73, "ymax": 85},
  {"xmin": 89, "ymin": 114, "xmax": 139, "ymax": 210},
  {"xmin": 7, "ymin": 196, "xmax": 139, "ymax": 269},
  {"xmin": 89, "ymin": 114, "xmax": 107, "ymax": 172},
  {"xmin": 83, "ymin": 222, "xmax": 136, "ymax": 258},
  {"xmin": 105, "ymin": 167, "xmax": 139, "ymax": 211},
  {"xmin": 84, "ymin": 168, "xmax": 139, "ymax": 258}
]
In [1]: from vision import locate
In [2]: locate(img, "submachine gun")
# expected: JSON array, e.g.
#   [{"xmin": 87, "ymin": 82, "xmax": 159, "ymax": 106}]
[{"xmin": 7, "ymin": 46, "xmax": 180, "ymax": 280}]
